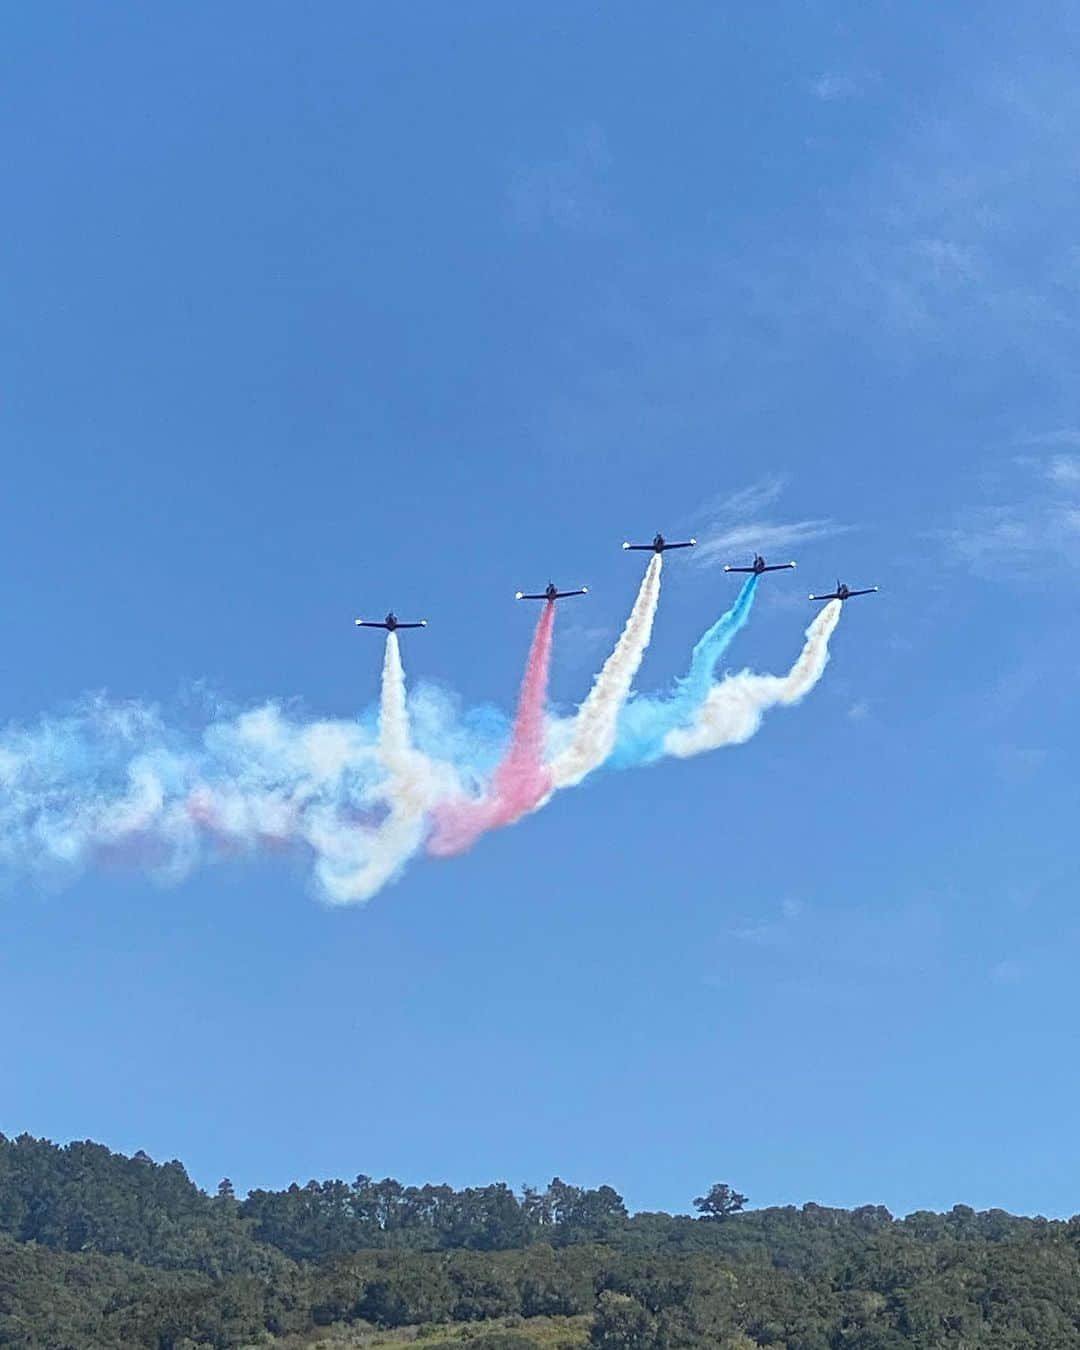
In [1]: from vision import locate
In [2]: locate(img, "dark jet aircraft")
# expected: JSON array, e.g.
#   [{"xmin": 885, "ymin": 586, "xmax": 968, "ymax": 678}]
[
  {"xmin": 622, "ymin": 532, "xmax": 697, "ymax": 553},
  {"xmin": 354, "ymin": 611, "xmax": 428, "ymax": 631},
  {"xmin": 724, "ymin": 554, "xmax": 796, "ymax": 575},
  {"xmin": 515, "ymin": 582, "xmax": 589, "ymax": 601},
  {"xmin": 808, "ymin": 580, "xmax": 879, "ymax": 602}
]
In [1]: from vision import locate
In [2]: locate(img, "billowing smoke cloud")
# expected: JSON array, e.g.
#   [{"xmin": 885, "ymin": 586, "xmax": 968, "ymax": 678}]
[
  {"xmin": 0, "ymin": 695, "xmax": 385, "ymax": 890},
  {"xmin": 428, "ymin": 602, "xmax": 555, "ymax": 857},
  {"xmin": 664, "ymin": 600, "xmax": 842, "ymax": 759},
  {"xmin": 0, "ymin": 642, "xmax": 466, "ymax": 905},
  {"xmin": 547, "ymin": 555, "xmax": 663, "ymax": 790},
  {"xmin": 611, "ymin": 574, "xmax": 758, "ymax": 768},
  {"xmin": 0, "ymin": 572, "xmax": 847, "ymax": 906},
  {"xmin": 0, "ymin": 697, "xmax": 203, "ymax": 883},
  {"xmin": 315, "ymin": 633, "xmax": 458, "ymax": 903}
]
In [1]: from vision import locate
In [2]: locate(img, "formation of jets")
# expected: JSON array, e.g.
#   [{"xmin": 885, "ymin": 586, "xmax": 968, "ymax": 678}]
[{"xmin": 355, "ymin": 532, "xmax": 879, "ymax": 631}]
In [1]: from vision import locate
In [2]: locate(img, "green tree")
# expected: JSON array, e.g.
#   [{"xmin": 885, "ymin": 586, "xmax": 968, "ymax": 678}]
[
  {"xmin": 692, "ymin": 1184, "xmax": 747, "ymax": 1221},
  {"xmin": 590, "ymin": 1290, "xmax": 658, "ymax": 1349}
]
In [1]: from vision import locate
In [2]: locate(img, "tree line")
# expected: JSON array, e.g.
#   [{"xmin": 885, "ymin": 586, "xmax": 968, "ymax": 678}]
[{"xmin": 2, "ymin": 1131, "xmax": 1080, "ymax": 1348}]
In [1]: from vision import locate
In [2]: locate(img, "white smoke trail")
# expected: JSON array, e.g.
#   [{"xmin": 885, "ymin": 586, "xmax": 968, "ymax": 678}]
[
  {"xmin": 178, "ymin": 703, "xmax": 386, "ymax": 895},
  {"xmin": 664, "ymin": 599, "xmax": 841, "ymax": 758},
  {"xmin": 313, "ymin": 633, "xmax": 458, "ymax": 905},
  {"xmin": 0, "ymin": 647, "xmax": 475, "ymax": 904},
  {"xmin": 548, "ymin": 554, "xmax": 663, "ymax": 789},
  {"xmin": 0, "ymin": 589, "xmax": 841, "ymax": 905}
]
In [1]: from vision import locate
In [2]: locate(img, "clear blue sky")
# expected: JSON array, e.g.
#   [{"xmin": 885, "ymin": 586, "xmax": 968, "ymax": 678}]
[{"xmin": 2, "ymin": 2, "xmax": 1078, "ymax": 1219}]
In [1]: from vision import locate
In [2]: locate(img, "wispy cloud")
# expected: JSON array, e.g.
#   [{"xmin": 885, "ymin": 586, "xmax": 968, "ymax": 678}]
[
  {"xmin": 715, "ymin": 16, "xmax": 1080, "ymax": 376},
  {"xmin": 946, "ymin": 446, "xmax": 1080, "ymax": 575},
  {"xmin": 809, "ymin": 71, "xmax": 858, "ymax": 102},
  {"xmin": 693, "ymin": 479, "xmax": 850, "ymax": 568},
  {"xmin": 508, "ymin": 127, "xmax": 611, "ymax": 231},
  {"xmin": 1015, "ymin": 428, "xmax": 1080, "ymax": 450},
  {"xmin": 554, "ymin": 621, "xmax": 614, "ymax": 669},
  {"xmin": 729, "ymin": 896, "xmax": 805, "ymax": 947},
  {"xmin": 990, "ymin": 958, "xmax": 1027, "ymax": 986},
  {"xmin": 1045, "ymin": 455, "xmax": 1080, "ymax": 486}
]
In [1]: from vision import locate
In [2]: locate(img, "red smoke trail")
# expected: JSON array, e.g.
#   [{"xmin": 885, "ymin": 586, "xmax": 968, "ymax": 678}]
[{"xmin": 428, "ymin": 601, "xmax": 555, "ymax": 857}]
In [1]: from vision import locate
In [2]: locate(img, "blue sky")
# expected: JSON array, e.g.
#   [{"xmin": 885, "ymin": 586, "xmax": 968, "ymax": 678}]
[{"xmin": 2, "ymin": 1, "xmax": 1079, "ymax": 1218}]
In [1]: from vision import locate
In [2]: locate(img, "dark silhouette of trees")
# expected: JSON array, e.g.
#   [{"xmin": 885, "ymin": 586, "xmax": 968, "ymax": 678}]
[{"xmin": 693, "ymin": 1183, "xmax": 748, "ymax": 1220}]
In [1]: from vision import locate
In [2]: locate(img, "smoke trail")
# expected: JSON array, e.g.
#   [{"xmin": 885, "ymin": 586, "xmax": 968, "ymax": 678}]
[
  {"xmin": 0, "ymin": 643, "xmax": 475, "ymax": 905},
  {"xmin": 428, "ymin": 601, "xmax": 555, "ymax": 857},
  {"xmin": 180, "ymin": 648, "xmax": 434, "ymax": 908},
  {"xmin": 611, "ymin": 574, "xmax": 758, "ymax": 767},
  {"xmin": 312, "ymin": 632, "xmax": 450, "ymax": 902},
  {"xmin": 0, "ymin": 580, "xmax": 844, "ymax": 906},
  {"xmin": 664, "ymin": 599, "xmax": 842, "ymax": 759},
  {"xmin": 0, "ymin": 696, "xmax": 384, "ymax": 889},
  {"xmin": 379, "ymin": 632, "xmax": 411, "ymax": 766},
  {"xmin": 0, "ymin": 698, "xmax": 202, "ymax": 883},
  {"xmin": 547, "ymin": 555, "xmax": 663, "ymax": 790}
]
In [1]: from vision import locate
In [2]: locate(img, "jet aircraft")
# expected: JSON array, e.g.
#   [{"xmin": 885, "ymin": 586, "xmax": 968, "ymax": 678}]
[
  {"xmin": 515, "ymin": 583, "xmax": 589, "ymax": 601},
  {"xmin": 808, "ymin": 581, "xmax": 879, "ymax": 602},
  {"xmin": 622, "ymin": 532, "xmax": 696, "ymax": 553},
  {"xmin": 354, "ymin": 612, "xmax": 428, "ymax": 631},
  {"xmin": 724, "ymin": 554, "xmax": 796, "ymax": 575}
]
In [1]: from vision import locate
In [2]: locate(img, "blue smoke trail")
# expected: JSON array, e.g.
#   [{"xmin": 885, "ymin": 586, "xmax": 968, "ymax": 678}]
[{"xmin": 609, "ymin": 575, "xmax": 759, "ymax": 768}]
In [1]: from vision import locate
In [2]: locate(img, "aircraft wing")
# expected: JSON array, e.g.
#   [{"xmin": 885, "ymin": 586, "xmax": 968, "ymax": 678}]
[
  {"xmin": 622, "ymin": 543, "xmax": 655, "ymax": 550},
  {"xmin": 516, "ymin": 588, "xmax": 588, "ymax": 600},
  {"xmin": 394, "ymin": 621, "xmax": 428, "ymax": 628},
  {"xmin": 808, "ymin": 592, "xmax": 839, "ymax": 603},
  {"xmin": 355, "ymin": 620, "xmax": 391, "ymax": 629},
  {"xmin": 723, "ymin": 565, "xmax": 756, "ymax": 573},
  {"xmin": 661, "ymin": 540, "xmax": 696, "ymax": 550},
  {"xmin": 846, "ymin": 587, "xmax": 879, "ymax": 597},
  {"xmin": 763, "ymin": 562, "xmax": 796, "ymax": 572}
]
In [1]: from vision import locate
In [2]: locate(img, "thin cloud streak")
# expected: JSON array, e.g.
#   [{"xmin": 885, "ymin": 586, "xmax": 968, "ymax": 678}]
[
  {"xmin": 704, "ymin": 19, "xmax": 1080, "ymax": 388},
  {"xmin": 508, "ymin": 126, "xmax": 611, "ymax": 232},
  {"xmin": 810, "ymin": 72, "xmax": 859, "ymax": 102},
  {"xmin": 947, "ymin": 449, "xmax": 1080, "ymax": 575},
  {"xmin": 1014, "ymin": 428, "xmax": 1080, "ymax": 449},
  {"xmin": 729, "ymin": 897, "xmax": 805, "ymax": 947},
  {"xmin": 694, "ymin": 479, "xmax": 852, "ymax": 569}
]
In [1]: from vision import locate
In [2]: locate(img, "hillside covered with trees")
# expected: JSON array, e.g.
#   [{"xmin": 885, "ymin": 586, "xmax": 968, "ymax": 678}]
[{"xmin": 1, "ymin": 1131, "xmax": 1079, "ymax": 1348}]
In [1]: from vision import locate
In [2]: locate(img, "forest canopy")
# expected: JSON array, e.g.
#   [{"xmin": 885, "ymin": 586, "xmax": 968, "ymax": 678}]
[{"xmin": 1, "ymin": 1131, "xmax": 1078, "ymax": 1349}]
